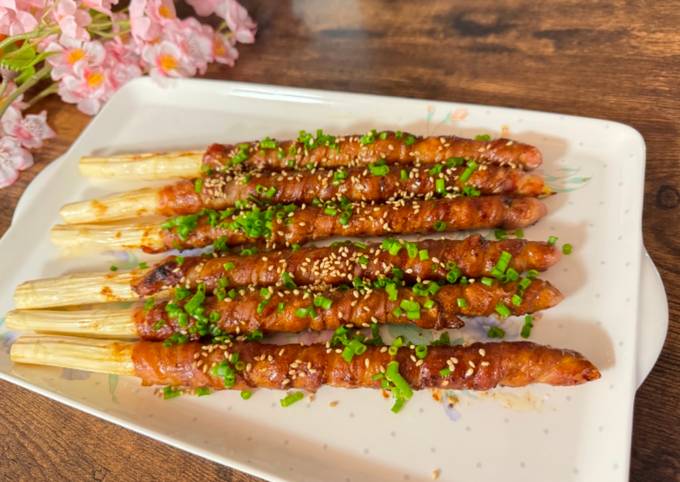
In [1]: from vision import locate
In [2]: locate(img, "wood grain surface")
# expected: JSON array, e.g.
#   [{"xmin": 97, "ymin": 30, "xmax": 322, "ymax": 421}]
[{"xmin": 1, "ymin": 1, "xmax": 679, "ymax": 480}]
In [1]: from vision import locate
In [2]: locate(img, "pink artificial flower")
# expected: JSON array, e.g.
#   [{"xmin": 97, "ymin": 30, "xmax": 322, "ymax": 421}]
[
  {"xmin": 82, "ymin": 0, "xmax": 119, "ymax": 15},
  {"xmin": 103, "ymin": 39, "xmax": 142, "ymax": 90},
  {"xmin": 129, "ymin": 0, "xmax": 176, "ymax": 42},
  {"xmin": 1, "ymin": 109, "xmax": 55, "ymax": 149},
  {"xmin": 46, "ymin": 40, "xmax": 105, "ymax": 80},
  {"xmin": 215, "ymin": 0, "xmax": 256, "ymax": 44},
  {"xmin": 0, "ymin": 0, "xmax": 44, "ymax": 35},
  {"xmin": 53, "ymin": 0, "xmax": 92, "ymax": 44},
  {"xmin": 185, "ymin": 0, "xmax": 220, "ymax": 17},
  {"xmin": 141, "ymin": 40, "xmax": 195, "ymax": 81},
  {"xmin": 58, "ymin": 67, "xmax": 111, "ymax": 115},
  {"xmin": 168, "ymin": 17, "xmax": 213, "ymax": 75},
  {"xmin": 0, "ymin": 136, "xmax": 33, "ymax": 188},
  {"xmin": 212, "ymin": 34, "xmax": 238, "ymax": 66}
]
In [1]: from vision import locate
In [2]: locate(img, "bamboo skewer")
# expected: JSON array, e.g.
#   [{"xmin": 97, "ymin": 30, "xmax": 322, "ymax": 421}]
[
  {"xmin": 10, "ymin": 335, "xmax": 136, "ymax": 376},
  {"xmin": 79, "ymin": 151, "xmax": 203, "ymax": 180},
  {"xmin": 50, "ymin": 222, "xmax": 165, "ymax": 251},
  {"xmin": 6, "ymin": 307, "xmax": 136, "ymax": 338},
  {"xmin": 14, "ymin": 270, "xmax": 139, "ymax": 309},
  {"xmin": 60, "ymin": 188, "xmax": 161, "ymax": 224}
]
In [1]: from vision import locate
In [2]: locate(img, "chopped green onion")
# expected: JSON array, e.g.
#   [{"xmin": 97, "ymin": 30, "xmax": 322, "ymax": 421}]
[
  {"xmin": 360, "ymin": 129, "xmax": 377, "ymax": 145},
  {"xmin": 547, "ymin": 235, "xmax": 558, "ymax": 246},
  {"xmin": 494, "ymin": 229, "xmax": 507, "ymax": 240},
  {"xmin": 562, "ymin": 243, "xmax": 573, "ymax": 255},
  {"xmin": 423, "ymin": 299, "xmax": 435, "ymax": 309},
  {"xmin": 281, "ymin": 271, "xmax": 297, "ymax": 289},
  {"xmin": 459, "ymin": 160, "xmax": 478, "ymax": 183},
  {"xmin": 195, "ymin": 387, "xmax": 211, "ymax": 396},
  {"xmin": 504, "ymin": 268, "xmax": 519, "ymax": 282},
  {"xmin": 446, "ymin": 157, "xmax": 465, "ymax": 167},
  {"xmin": 194, "ymin": 178, "xmax": 203, "ymax": 193},
  {"xmin": 404, "ymin": 134, "xmax": 416, "ymax": 146},
  {"xmin": 109, "ymin": 265, "xmax": 118, "ymax": 272},
  {"xmin": 313, "ymin": 295, "xmax": 333, "ymax": 310},
  {"xmin": 143, "ymin": 298, "xmax": 155, "ymax": 313},
  {"xmin": 385, "ymin": 283, "xmax": 399, "ymax": 301},
  {"xmin": 391, "ymin": 398, "xmax": 406, "ymax": 413},
  {"xmin": 400, "ymin": 169, "xmax": 409, "ymax": 181},
  {"xmin": 514, "ymin": 228, "xmax": 524, "ymax": 238},
  {"xmin": 163, "ymin": 386, "xmax": 181, "ymax": 399},
  {"xmin": 240, "ymin": 390, "xmax": 253, "ymax": 400},
  {"xmin": 439, "ymin": 367, "xmax": 451, "ymax": 377},
  {"xmin": 259, "ymin": 136, "xmax": 278, "ymax": 149},
  {"xmin": 280, "ymin": 391, "xmax": 304, "ymax": 407},
  {"xmin": 456, "ymin": 297, "xmax": 468, "ymax": 308},
  {"xmin": 481, "ymin": 277, "xmax": 494, "ymax": 287},
  {"xmin": 415, "ymin": 345, "xmax": 428, "ymax": 359},
  {"xmin": 379, "ymin": 131, "xmax": 389, "ymax": 140},
  {"xmin": 433, "ymin": 220, "xmax": 447, "ymax": 232},
  {"xmin": 175, "ymin": 255, "xmax": 184, "ymax": 265},
  {"xmin": 446, "ymin": 265, "xmax": 461, "ymax": 284},
  {"xmin": 418, "ymin": 249, "xmax": 429, "ymax": 261},
  {"xmin": 495, "ymin": 303, "xmax": 511, "ymax": 319},
  {"xmin": 357, "ymin": 255, "xmax": 369, "ymax": 266},
  {"xmin": 521, "ymin": 315, "xmax": 534, "ymax": 338},
  {"xmin": 526, "ymin": 269, "xmax": 539, "ymax": 279},
  {"xmin": 385, "ymin": 361, "xmax": 413, "ymax": 400},
  {"xmin": 138, "ymin": 262, "xmax": 148, "ymax": 269},
  {"xmin": 332, "ymin": 169, "xmax": 348, "ymax": 185},
  {"xmin": 223, "ymin": 261, "xmax": 235, "ymax": 271},
  {"xmin": 369, "ymin": 162, "xmax": 390, "ymax": 176},
  {"xmin": 511, "ymin": 294, "xmax": 522, "ymax": 306},
  {"xmin": 431, "ymin": 332, "xmax": 451, "ymax": 346},
  {"xmin": 475, "ymin": 134, "xmax": 491, "ymax": 141},
  {"xmin": 435, "ymin": 178, "xmax": 446, "ymax": 194},
  {"xmin": 430, "ymin": 164, "xmax": 443, "ymax": 175},
  {"xmin": 487, "ymin": 325, "xmax": 506, "ymax": 339}
]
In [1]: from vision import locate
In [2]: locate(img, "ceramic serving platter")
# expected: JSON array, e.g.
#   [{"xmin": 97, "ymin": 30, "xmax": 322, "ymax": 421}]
[{"xmin": 0, "ymin": 78, "xmax": 667, "ymax": 482}]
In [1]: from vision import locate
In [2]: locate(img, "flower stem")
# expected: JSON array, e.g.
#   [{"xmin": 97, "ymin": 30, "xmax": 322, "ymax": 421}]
[
  {"xmin": 0, "ymin": 27, "xmax": 59, "ymax": 51},
  {"xmin": 0, "ymin": 77, "xmax": 7, "ymax": 99},
  {"xmin": 25, "ymin": 83, "xmax": 58, "ymax": 108},
  {"xmin": 0, "ymin": 64, "xmax": 51, "ymax": 120}
]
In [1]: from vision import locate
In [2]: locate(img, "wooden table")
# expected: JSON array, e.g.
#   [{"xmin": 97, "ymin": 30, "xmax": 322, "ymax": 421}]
[{"xmin": 1, "ymin": 1, "xmax": 678, "ymax": 480}]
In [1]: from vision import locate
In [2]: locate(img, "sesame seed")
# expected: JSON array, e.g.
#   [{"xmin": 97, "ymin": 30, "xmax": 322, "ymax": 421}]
[{"xmin": 465, "ymin": 367, "xmax": 474, "ymax": 377}]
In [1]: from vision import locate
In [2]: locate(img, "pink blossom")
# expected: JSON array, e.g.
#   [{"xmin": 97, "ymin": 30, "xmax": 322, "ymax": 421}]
[
  {"xmin": 46, "ymin": 40, "xmax": 105, "ymax": 80},
  {"xmin": 0, "ymin": 0, "xmax": 45, "ymax": 35},
  {"xmin": 58, "ymin": 67, "xmax": 111, "ymax": 115},
  {"xmin": 82, "ymin": 0, "xmax": 119, "ymax": 15},
  {"xmin": 215, "ymin": 0, "xmax": 256, "ymax": 44},
  {"xmin": 212, "ymin": 34, "xmax": 239, "ymax": 66},
  {"xmin": 1, "ymin": 109, "xmax": 55, "ymax": 149},
  {"xmin": 0, "ymin": 136, "xmax": 33, "ymax": 188},
  {"xmin": 185, "ymin": 0, "xmax": 220, "ymax": 17},
  {"xmin": 167, "ymin": 17, "xmax": 213, "ymax": 75},
  {"xmin": 53, "ymin": 0, "xmax": 92, "ymax": 44},
  {"xmin": 141, "ymin": 40, "xmax": 195, "ymax": 82},
  {"xmin": 129, "ymin": 0, "xmax": 176, "ymax": 42},
  {"xmin": 103, "ymin": 39, "xmax": 142, "ymax": 90}
]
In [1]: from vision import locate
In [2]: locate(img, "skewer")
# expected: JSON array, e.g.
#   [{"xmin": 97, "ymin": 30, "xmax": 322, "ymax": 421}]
[
  {"xmin": 16, "ymin": 236, "xmax": 560, "ymax": 309},
  {"xmin": 10, "ymin": 335, "xmax": 600, "ymax": 392},
  {"xmin": 6, "ymin": 279, "xmax": 563, "ymax": 339},
  {"xmin": 50, "ymin": 196, "xmax": 547, "ymax": 253},
  {"xmin": 60, "ymin": 164, "xmax": 549, "ymax": 224},
  {"xmin": 78, "ymin": 131, "xmax": 543, "ymax": 181},
  {"xmin": 13, "ymin": 270, "xmax": 140, "ymax": 309},
  {"xmin": 79, "ymin": 151, "xmax": 203, "ymax": 180}
]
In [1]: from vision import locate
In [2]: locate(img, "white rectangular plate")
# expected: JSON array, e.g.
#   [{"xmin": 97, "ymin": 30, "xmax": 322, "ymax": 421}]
[{"xmin": 0, "ymin": 78, "xmax": 645, "ymax": 482}]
